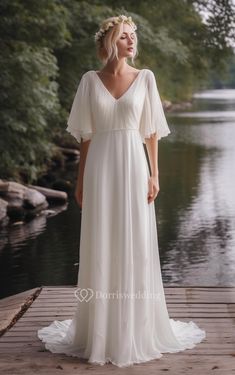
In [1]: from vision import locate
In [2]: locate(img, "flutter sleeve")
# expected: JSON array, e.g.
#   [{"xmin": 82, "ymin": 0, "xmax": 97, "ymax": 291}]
[
  {"xmin": 139, "ymin": 70, "xmax": 171, "ymax": 143},
  {"xmin": 66, "ymin": 72, "xmax": 93, "ymax": 143}
]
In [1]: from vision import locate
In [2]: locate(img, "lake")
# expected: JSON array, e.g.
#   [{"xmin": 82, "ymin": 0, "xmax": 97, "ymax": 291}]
[{"xmin": 1, "ymin": 89, "xmax": 235, "ymax": 298}]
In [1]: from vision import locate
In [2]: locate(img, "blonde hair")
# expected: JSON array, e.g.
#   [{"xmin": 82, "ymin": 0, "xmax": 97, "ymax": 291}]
[{"xmin": 94, "ymin": 15, "xmax": 139, "ymax": 65}]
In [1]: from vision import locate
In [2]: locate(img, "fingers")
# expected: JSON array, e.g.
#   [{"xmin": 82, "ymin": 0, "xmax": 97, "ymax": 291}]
[
  {"xmin": 148, "ymin": 193, "xmax": 155, "ymax": 204},
  {"xmin": 147, "ymin": 189, "xmax": 155, "ymax": 204},
  {"xmin": 147, "ymin": 181, "xmax": 160, "ymax": 204},
  {"xmin": 148, "ymin": 181, "xmax": 154, "ymax": 202}
]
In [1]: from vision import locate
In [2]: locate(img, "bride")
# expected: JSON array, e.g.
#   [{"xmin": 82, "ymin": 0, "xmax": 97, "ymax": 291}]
[{"xmin": 37, "ymin": 14, "xmax": 206, "ymax": 367}]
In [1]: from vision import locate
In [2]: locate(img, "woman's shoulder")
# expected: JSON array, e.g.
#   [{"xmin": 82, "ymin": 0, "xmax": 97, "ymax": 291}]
[
  {"xmin": 80, "ymin": 70, "xmax": 93, "ymax": 79},
  {"xmin": 83, "ymin": 70, "xmax": 94, "ymax": 75},
  {"xmin": 76, "ymin": 71, "xmax": 94, "ymax": 87},
  {"xmin": 76, "ymin": 71, "xmax": 94, "ymax": 83},
  {"xmin": 139, "ymin": 69, "xmax": 155, "ymax": 83},
  {"xmin": 143, "ymin": 68, "xmax": 155, "ymax": 78}
]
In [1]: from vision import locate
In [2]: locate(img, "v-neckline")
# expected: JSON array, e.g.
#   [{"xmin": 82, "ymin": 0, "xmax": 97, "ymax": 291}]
[{"xmin": 92, "ymin": 69, "xmax": 145, "ymax": 102}]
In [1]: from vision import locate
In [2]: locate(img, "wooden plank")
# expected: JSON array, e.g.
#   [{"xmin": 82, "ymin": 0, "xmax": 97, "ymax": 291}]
[
  {"xmin": 13, "ymin": 316, "xmax": 72, "ymax": 323},
  {"xmin": 8, "ymin": 324, "xmax": 234, "ymax": 332},
  {"xmin": 38, "ymin": 287, "xmax": 235, "ymax": 299},
  {"xmin": 30, "ymin": 300, "xmax": 235, "ymax": 308},
  {"xmin": 36, "ymin": 295, "xmax": 234, "ymax": 302},
  {"xmin": 0, "ymin": 354, "xmax": 235, "ymax": 375},
  {"xmin": 0, "ymin": 286, "xmax": 235, "ymax": 373},
  {"xmin": 13, "ymin": 317, "xmax": 235, "ymax": 326},
  {"xmin": 0, "ymin": 287, "xmax": 42, "ymax": 335},
  {"xmin": 26, "ymin": 303, "xmax": 235, "ymax": 311},
  {"xmin": 18, "ymin": 311, "xmax": 235, "ymax": 319},
  {"xmin": 0, "ymin": 288, "xmax": 40, "ymax": 304},
  {"xmin": 40, "ymin": 288, "xmax": 235, "ymax": 294},
  {"xmin": 0, "ymin": 344, "xmax": 234, "ymax": 355}
]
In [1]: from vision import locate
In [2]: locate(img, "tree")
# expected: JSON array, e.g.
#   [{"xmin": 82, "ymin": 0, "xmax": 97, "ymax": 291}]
[{"xmin": 0, "ymin": 0, "xmax": 69, "ymax": 182}]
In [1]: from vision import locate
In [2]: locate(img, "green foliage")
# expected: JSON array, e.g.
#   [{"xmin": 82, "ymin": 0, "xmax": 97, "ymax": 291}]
[
  {"xmin": 0, "ymin": 0, "xmax": 234, "ymax": 182},
  {"xmin": 0, "ymin": 0, "xmax": 69, "ymax": 182},
  {"xmin": 206, "ymin": 53, "xmax": 235, "ymax": 88}
]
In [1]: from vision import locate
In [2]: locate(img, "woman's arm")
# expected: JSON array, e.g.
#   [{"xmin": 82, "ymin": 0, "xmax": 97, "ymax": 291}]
[
  {"xmin": 145, "ymin": 133, "xmax": 160, "ymax": 204},
  {"xmin": 75, "ymin": 138, "xmax": 91, "ymax": 207}
]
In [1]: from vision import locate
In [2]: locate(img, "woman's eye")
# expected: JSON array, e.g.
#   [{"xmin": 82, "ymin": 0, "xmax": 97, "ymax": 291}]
[{"xmin": 121, "ymin": 35, "xmax": 134, "ymax": 39}]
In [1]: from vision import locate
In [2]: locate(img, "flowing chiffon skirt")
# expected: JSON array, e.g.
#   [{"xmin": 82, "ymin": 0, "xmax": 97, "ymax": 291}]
[{"xmin": 38, "ymin": 130, "xmax": 206, "ymax": 367}]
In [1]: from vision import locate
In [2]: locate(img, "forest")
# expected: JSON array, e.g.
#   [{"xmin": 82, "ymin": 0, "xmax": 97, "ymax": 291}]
[{"xmin": 0, "ymin": 0, "xmax": 234, "ymax": 182}]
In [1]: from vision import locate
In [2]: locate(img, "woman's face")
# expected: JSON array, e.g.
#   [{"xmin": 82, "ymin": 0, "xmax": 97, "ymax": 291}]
[{"xmin": 116, "ymin": 23, "xmax": 136, "ymax": 58}]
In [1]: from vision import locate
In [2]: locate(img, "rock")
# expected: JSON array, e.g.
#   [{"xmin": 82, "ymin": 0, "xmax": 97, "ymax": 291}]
[
  {"xmin": 0, "ymin": 180, "xmax": 48, "ymax": 219},
  {"xmin": 162, "ymin": 100, "xmax": 172, "ymax": 110},
  {"xmin": 0, "ymin": 180, "xmax": 26, "ymax": 220},
  {"xmin": 165, "ymin": 101, "xmax": 192, "ymax": 112},
  {"xmin": 43, "ymin": 209, "xmax": 57, "ymax": 217},
  {"xmin": 0, "ymin": 180, "xmax": 26, "ymax": 199},
  {"xmin": 28, "ymin": 184, "xmax": 67, "ymax": 203},
  {"xmin": 23, "ymin": 188, "xmax": 47, "ymax": 209},
  {"xmin": 0, "ymin": 198, "xmax": 8, "ymax": 225},
  {"xmin": 0, "ymin": 178, "xmax": 68, "ymax": 227},
  {"xmin": 58, "ymin": 146, "xmax": 80, "ymax": 160},
  {"xmin": 0, "ymin": 179, "xmax": 68, "ymax": 226}
]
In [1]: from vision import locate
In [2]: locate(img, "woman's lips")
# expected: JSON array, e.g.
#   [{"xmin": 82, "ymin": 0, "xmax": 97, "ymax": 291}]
[{"xmin": 127, "ymin": 47, "xmax": 133, "ymax": 51}]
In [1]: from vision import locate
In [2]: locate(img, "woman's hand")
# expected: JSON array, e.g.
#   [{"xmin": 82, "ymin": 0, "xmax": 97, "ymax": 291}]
[
  {"xmin": 74, "ymin": 184, "xmax": 83, "ymax": 208},
  {"xmin": 147, "ymin": 175, "xmax": 160, "ymax": 204}
]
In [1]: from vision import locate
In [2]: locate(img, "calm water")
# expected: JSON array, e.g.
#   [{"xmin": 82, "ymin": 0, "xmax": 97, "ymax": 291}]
[{"xmin": 1, "ymin": 89, "xmax": 235, "ymax": 298}]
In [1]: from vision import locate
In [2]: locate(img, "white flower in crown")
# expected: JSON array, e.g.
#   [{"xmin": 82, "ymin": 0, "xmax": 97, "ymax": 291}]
[
  {"xmin": 118, "ymin": 15, "xmax": 126, "ymax": 21},
  {"xmin": 94, "ymin": 15, "xmax": 137, "ymax": 42}
]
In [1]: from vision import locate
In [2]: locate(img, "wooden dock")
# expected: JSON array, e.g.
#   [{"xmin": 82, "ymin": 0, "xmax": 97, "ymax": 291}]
[{"xmin": 0, "ymin": 286, "xmax": 235, "ymax": 374}]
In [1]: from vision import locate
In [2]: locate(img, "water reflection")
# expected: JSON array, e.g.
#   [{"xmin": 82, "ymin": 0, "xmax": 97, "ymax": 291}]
[
  {"xmin": 193, "ymin": 89, "xmax": 235, "ymax": 100},
  {"xmin": 0, "ymin": 202, "xmax": 81, "ymax": 298},
  {"xmin": 160, "ymin": 89, "xmax": 235, "ymax": 286},
  {"xmin": 0, "ymin": 206, "xmax": 68, "ymax": 252}
]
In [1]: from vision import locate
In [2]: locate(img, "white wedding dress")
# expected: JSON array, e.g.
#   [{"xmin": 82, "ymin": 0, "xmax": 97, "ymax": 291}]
[{"xmin": 37, "ymin": 69, "xmax": 206, "ymax": 367}]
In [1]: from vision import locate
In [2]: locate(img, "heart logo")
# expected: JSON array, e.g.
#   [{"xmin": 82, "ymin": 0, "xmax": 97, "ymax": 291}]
[{"xmin": 74, "ymin": 288, "xmax": 94, "ymax": 302}]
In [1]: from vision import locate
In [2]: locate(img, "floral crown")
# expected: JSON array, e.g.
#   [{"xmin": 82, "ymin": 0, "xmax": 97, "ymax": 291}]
[{"xmin": 94, "ymin": 15, "xmax": 137, "ymax": 43}]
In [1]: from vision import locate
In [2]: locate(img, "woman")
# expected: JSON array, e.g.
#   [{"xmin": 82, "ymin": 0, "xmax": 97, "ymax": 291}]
[{"xmin": 38, "ymin": 14, "xmax": 206, "ymax": 367}]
